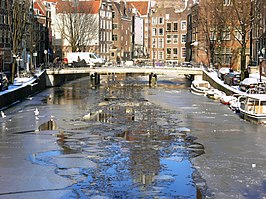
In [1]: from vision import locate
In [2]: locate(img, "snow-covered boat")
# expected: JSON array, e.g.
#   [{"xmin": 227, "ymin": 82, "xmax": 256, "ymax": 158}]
[
  {"xmin": 190, "ymin": 80, "xmax": 211, "ymax": 95},
  {"xmin": 206, "ymin": 89, "xmax": 225, "ymax": 100},
  {"xmin": 220, "ymin": 95, "xmax": 237, "ymax": 105},
  {"xmin": 238, "ymin": 94, "xmax": 266, "ymax": 124},
  {"xmin": 229, "ymin": 99, "xmax": 240, "ymax": 112}
]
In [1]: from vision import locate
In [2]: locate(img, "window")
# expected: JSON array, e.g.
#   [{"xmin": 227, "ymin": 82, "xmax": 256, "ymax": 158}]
[
  {"xmin": 235, "ymin": 30, "xmax": 242, "ymax": 40},
  {"xmin": 152, "ymin": 17, "xmax": 157, "ymax": 24},
  {"xmin": 173, "ymin": 35, "xmax": 178, "ymax": 43},
  {"xmin": 159, "ymin": 17, "xmax": 164, "ymax": 24},
  {"xmin": 210, "ymin": 31, "xmax": 217, "ymax": 41},
  {"xmin": 181, "ymin": 47, "xmax": 186, "ymax": 58},
  {"xmin": 158, "ymin": 38, "xmax": 164, "ymax": 48},
  {"xmin": 181, "ymin": 21, "xmax": 187, "ymax": 30},
  {"xmin": 224, "ymin": 0, "xmax": 230, "ymax": 5},
  {"xmin": 173, "ymin": 22, "xmax": 178, "ymax": 31},
  {"xmin": 153, "ymin": 51, "xmax": 157, "ymax": 59},
  {"xmin": 222, "ymin": 31, "xmax": 230, "ymax": 40},
  {"xmin": 181, "ymin": 34, "xmax": 186, "ymax": 43},
  {"xmin": 152, "ymin": 28, "xmax": 157, "ymax": 36},
  {"xmin": 112, "ymin": 35, "xmax": 118, "ymax": 41},
  {"xmin": 173, "ymin": 48, "xmax": 178, "ymax": 58},
  {"xmin": 112, "ymin": 12, "xmax": 115, "ymax": 18},
  {"xmin": 152, "ymin": 38, "xmax": 157, "ymax": 48},
  {"xmin": 166, "ymin": 48, "xmax": 171, "ymax": 59},
  {"xmin": 113, "ymin": 24, "xmax": 118, "ymax": 29},
  {"xmin": 167, "ymin": 35, "xmax": 172, "ymax": 44},
  {"xmin": 167, "ymin": 23, "xmax": 171, "ymax": 31},
  {"xmin": 165, "ymin": 14, "xmax": 169, "ymax": 20},
  {"xmin": 158, "ymin": 51, "xmax": 164, "ymax": 59},
  {"xmin": 158, "ymin": 28, "xmax": 164, "ymax": 36}
]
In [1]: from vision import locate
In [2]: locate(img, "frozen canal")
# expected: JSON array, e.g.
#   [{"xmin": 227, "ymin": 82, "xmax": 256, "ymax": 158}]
[{"xmin": 0, "ymin": 74, "xmax": 265, "ymax": 199}]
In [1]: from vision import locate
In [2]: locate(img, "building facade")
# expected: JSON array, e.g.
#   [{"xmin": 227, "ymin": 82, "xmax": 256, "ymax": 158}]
[
  {"xmin": 0, "ymin": 0, "xmax": 12, "ymax": 72},
  {"xmin": 150, "ymin": 5, "xmax": 189, "ymax": 65}
]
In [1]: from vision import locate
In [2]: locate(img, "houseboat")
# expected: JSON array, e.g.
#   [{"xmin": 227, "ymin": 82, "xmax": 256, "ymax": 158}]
[
  {"xmin": 238, "ymin": 94, "xmax": 266, "ymax": 124},
  {"xmin": 190, "ymin": 80, "xmax": 211, "ymax": 95}
]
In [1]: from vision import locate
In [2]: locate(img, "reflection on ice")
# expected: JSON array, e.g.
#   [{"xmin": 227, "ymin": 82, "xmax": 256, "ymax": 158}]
[{"xmin": 29, "ymin": 75, "xmax": 205, "ymax": 198}]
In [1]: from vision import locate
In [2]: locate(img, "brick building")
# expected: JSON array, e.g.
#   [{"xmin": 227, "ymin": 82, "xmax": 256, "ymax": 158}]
[
  {"xmin": 0, "ymin": 0, "xmax": 12, "ymax": 72},
  {"xmin": 150, "ymin": 3, "xmax": 190, "ymax": 65}
]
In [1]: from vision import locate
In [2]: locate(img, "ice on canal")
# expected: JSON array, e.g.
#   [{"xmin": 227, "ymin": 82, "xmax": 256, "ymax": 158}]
[
  {"xmin": 1, "ymin": 74, "xmax": 266, "ymax": 199},
  {"xmin": 20, "ymin": 75, "xmax": 204, "ymax": 198}
]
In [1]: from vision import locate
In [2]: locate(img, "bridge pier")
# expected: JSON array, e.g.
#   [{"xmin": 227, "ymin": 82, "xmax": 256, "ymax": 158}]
[
  {"xmin": 149, "ymin": 73, "xmax": 157, "ymax": 86},
  {"xmin": 90, "ymin": 72, "xmax": 100, "ymax": 87}
]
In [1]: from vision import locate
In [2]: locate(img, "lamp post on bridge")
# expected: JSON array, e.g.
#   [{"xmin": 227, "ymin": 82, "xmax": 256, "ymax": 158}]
[{"xmin": 258, "ymin": 49, "xmax": 265, "ymax": 82}]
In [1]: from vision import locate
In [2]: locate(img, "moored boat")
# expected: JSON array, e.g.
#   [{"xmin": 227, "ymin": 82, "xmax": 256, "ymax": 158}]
[
  {"xmin": 190, "ymin": 80, "xmax": 211, "ymax": 95},
  {"xmin": 238, "ymin": 94, "xmax": 266, "ymax": 124},
  {"xmin": 206, "ymin": 88, "xmax": 225, "ymax": 100},
  {"xmin": 220, "ymin": 95, "xmax": 237, "ymax": 105}
]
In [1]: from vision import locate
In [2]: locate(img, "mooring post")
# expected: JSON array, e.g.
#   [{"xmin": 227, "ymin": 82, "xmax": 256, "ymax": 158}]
[
  {"xmin": 90, "ymin": 73, "xmax": 96, "ymax": 87},
  {"xmin": 151, "ymin": 73, "xmax": 157, "ymax": 86},
  {"xmin": 149, "ymin": 73, "xmax": 153, "ymax": 85},
  {"xmin": 98, "ymin": 73, "xmax": 101, "ymax": 84},
  {"xmin": 149, "ymin": 73, "xmax": 157, "ymax": 86}
]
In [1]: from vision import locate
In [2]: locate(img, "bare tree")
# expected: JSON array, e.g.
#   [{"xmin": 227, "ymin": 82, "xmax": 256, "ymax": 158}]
[
  {"xmin": 56, "ymin": 1, "xmax": 98, "ymax": 52},
  {"xmin": 7, "ymin": 0, "xmax": 31, "ymax": 83},
  {"xmin": 27, "ymin": 6, "xmax": 39, "ymax": 71},
  {"xmin": 221, "ymin": 0, "xmax": 263, "ymax": 79},
  {"xmin": 198, "ymin": 0, "xmax": 225, "ymax": 67}
]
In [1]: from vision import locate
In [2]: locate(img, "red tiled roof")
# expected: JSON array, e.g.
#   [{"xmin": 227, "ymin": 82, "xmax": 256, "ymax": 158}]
[
  {"xmin": 127, "ymin": 1, "xmax": 149, "ymax": 16},
  {"xmin": 56, "ymin": 0, "xmax": 101, "ymax": 14},
  {"xmin": 34, "ymin": 0, "xmax": 46, "ymax": 15}
]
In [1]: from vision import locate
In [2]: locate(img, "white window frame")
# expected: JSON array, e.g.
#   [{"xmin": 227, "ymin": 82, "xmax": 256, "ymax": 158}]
[
  {"xmin": 158, "ymin": 17, "xmax": 164, "ymax": 24},
  {"xmin": 158, "ymin": 51, "xmax": 164, "ymax": 60},
  {"xmin": 173, "ymin": 48, "xmax": 178, "ymax": 58},
  {"xmin": 158, "ymin": 38, "xmax": 164, "ymax": 48},
  {"xmin": 173, "ymin": 22, "xmax": 178, "ymax": 31},
  {"xmin": 173, "ymin": 35, "xmax": 178, "ymax": 44},
  {"xmin": 181, "ymin": 21, "xmax": 187, "ymax": 30},
  {"xmin": 181, "ymin": 34, "xmax": 186, "ymax": 43},
  {"xmin": 167, "ymin": 35, "xmax": 172, "ymax": 44},
  {"xmin": 181, "ymin": 47, "xmax": 186, "ymax": 58},
  {"xmin": 152, "ymin": 28, "xmax": 157, "ymax": 36},
  {"xmin": 158, "ymin": 28, "xmax": 164, "ymax": 36},
  {"xmin": 152, "ymin": 17, "xmax": 157, "ymax": 24}
]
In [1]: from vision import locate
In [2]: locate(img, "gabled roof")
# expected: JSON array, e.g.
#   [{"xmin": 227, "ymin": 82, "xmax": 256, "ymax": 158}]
[
  {"xmin": 126, "ymin": 1, "xmax": 150, "ymax": 16},
  {"xmin": 56, "ymin": 1, "xmax": 101, "ymax": 14},
  {"xmin": 34, "ymin": 0, "xmax": 47, "ymax": 16}
]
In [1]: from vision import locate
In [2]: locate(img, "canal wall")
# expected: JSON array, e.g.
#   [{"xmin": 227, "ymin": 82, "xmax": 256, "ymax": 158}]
[
  {"xmin": 1, "ymin": 69, "xmax": 242, "ymax": 110},
  {"xmin": 0, "ymin": 72, "xmax": 47, "ymax": 110},
  {"xmin": 202, "ymin": 71, "xmax": 244, "ymax": 96},
  {"xmin": 45, "ymin": 72, "xmax": 89, "ymax": 87}
]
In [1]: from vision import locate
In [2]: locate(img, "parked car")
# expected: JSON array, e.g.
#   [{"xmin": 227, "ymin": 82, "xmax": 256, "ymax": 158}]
[
  {"xmin": 224, "ymin": 72, "xmax": 241, "ymax": 86},
  {"xmin": 218, "ymin": 67, "xmax": 231, "ymax": 80},
  {"xmin": 180, "ymin": 62, "xmax": 193, "ymax": 68},
  {"xmin": 0, "ymin": 72, "xmax": 9, "ymax": 91},
  {"xmin": 239, "ymin": 77, "xmax": 259, "ymax": 92}
]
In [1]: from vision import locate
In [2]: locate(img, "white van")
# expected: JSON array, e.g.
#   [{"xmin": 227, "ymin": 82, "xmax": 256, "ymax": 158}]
[{"xmin": 65, "ymin": 52, "xmax": 105, "ymax": 67}]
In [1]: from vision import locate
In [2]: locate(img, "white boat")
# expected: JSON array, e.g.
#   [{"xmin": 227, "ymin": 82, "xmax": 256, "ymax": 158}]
[
  {"xmin": 206, "ymin": 88, "xmax": 225, "ymax": 100},
  {"xmin": 190, "ymin": 80, "xmax": 211, "ymax": 95},
  {"xmin": 220, "ymin": 95, "xmax": 237, "ymax": 105},
  {"xmin": 238, "ymin": 94, "xmax": 266, "ymax": 124}
]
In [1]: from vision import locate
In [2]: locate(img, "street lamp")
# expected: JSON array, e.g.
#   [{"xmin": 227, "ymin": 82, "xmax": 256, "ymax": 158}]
[
  {"xmin": 44, "ymin": 49, "xmax": 48, "ymax": 67},
  {"xmin": 259, "ymin": 54, "xmax": 263, "ymax": 82},
  {"xmin": 16, "ymin": 57, "xmax": 23, "ymax": 78},
  {"xmin": 229, "ymin": 54, "xmax": 232, "ymax": 70},
  {"xmin": 152, "ymin": 40, "xmax": 155, "ymax": 67}
]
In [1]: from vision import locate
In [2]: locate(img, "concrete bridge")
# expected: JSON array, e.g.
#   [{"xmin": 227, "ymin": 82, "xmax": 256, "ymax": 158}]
[{"xmin": 45, "ymin": 66, "xmax": 203, "ymax": 86}]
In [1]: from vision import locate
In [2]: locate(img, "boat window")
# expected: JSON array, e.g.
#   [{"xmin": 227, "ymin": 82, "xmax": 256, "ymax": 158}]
[
  {"xmin": 246, "ymin": 99, "xmax": 257, "ymax": 113},
  {"xmin": 259, "ymin": 101, "xmax": 266, "ymax": 114}
]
